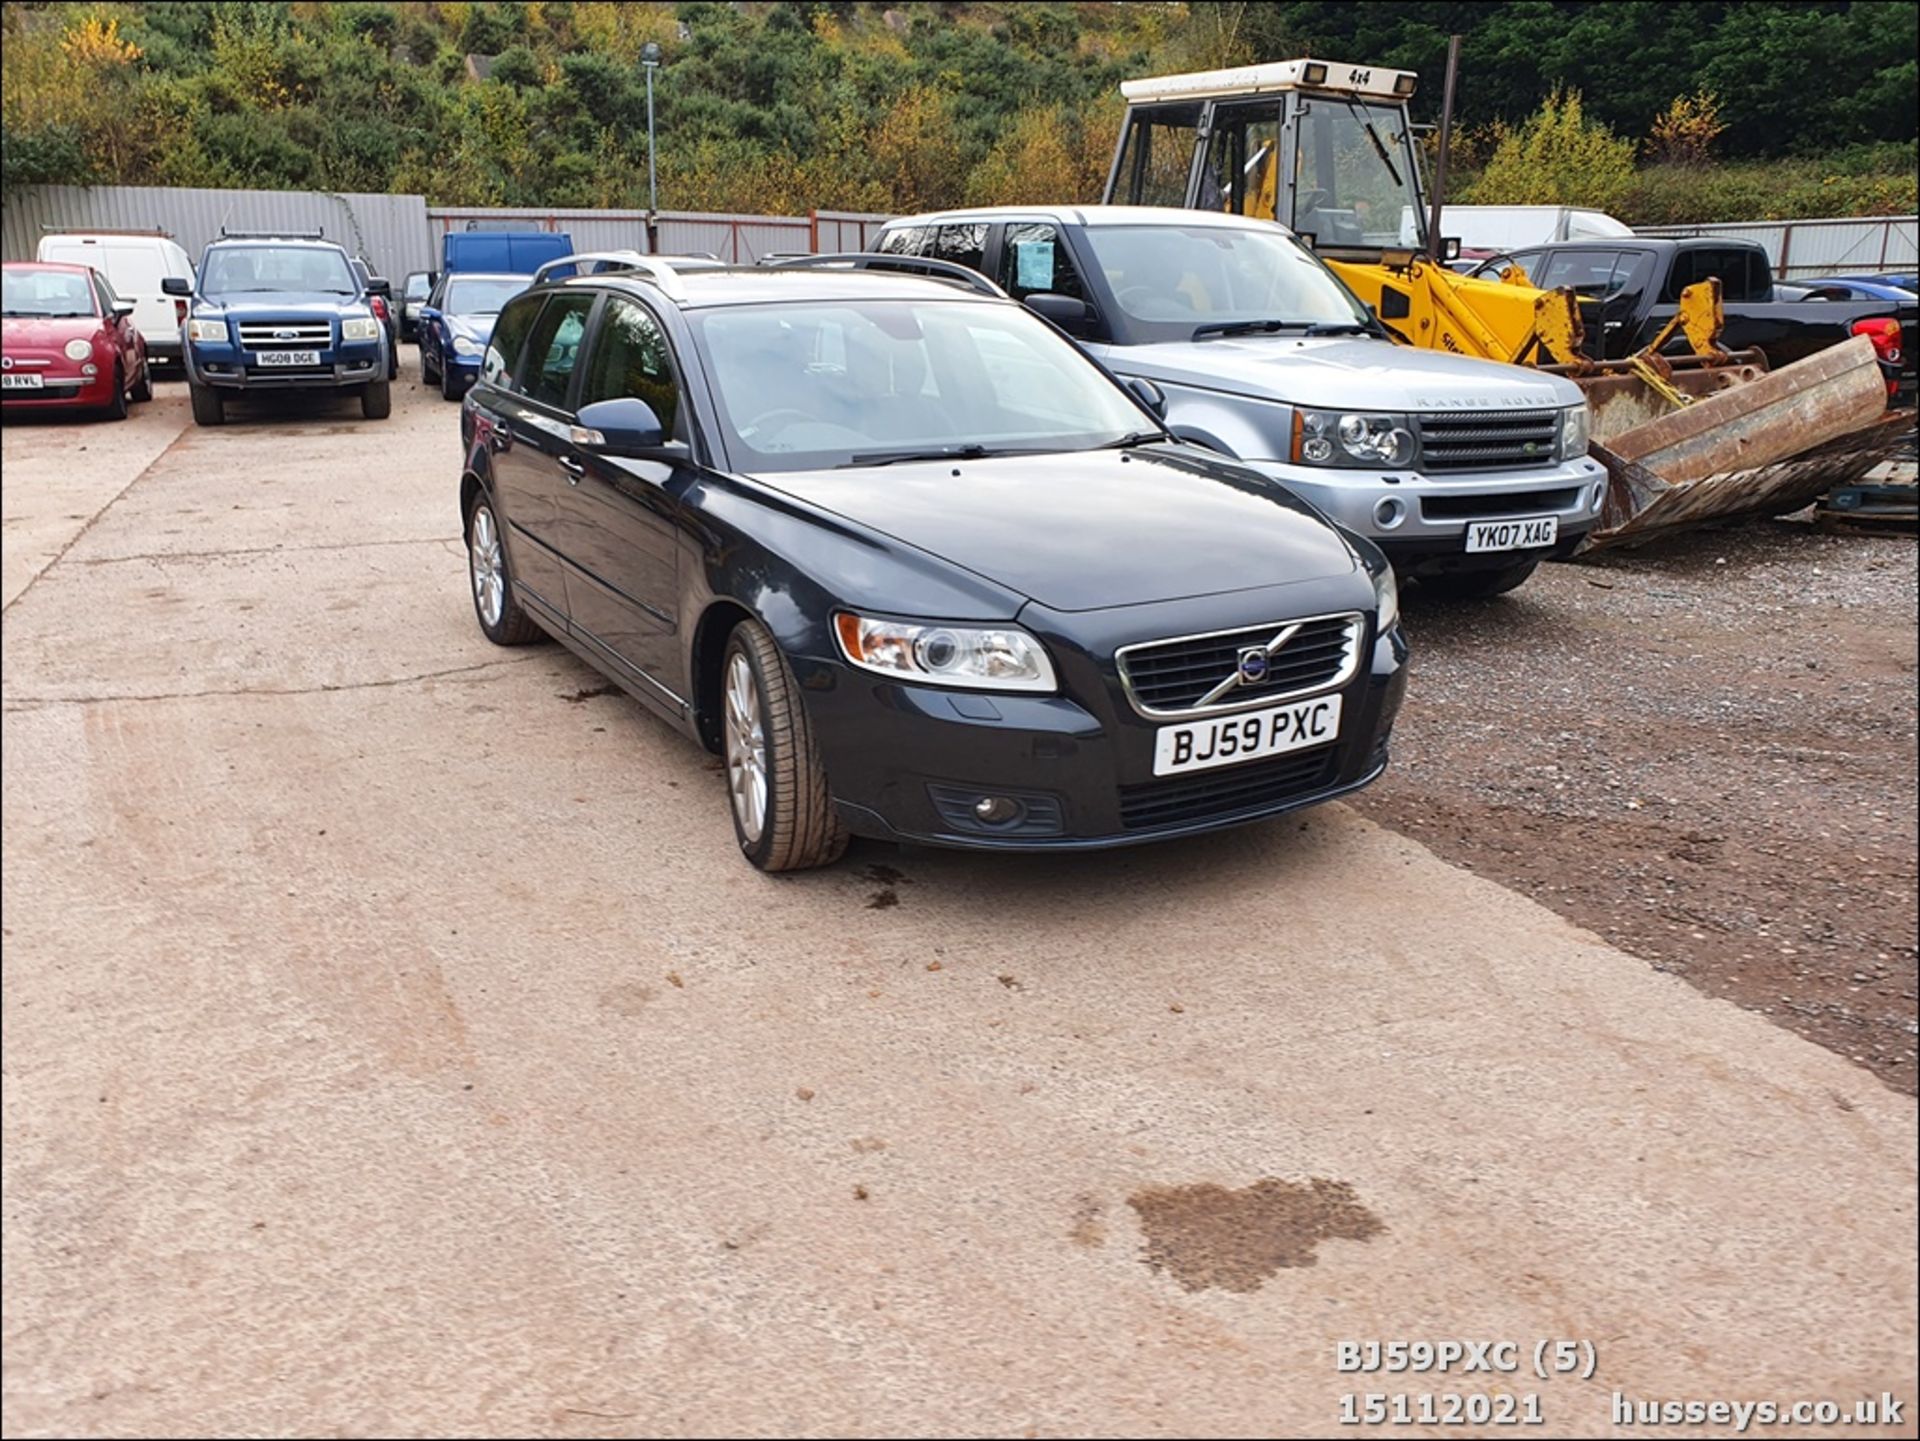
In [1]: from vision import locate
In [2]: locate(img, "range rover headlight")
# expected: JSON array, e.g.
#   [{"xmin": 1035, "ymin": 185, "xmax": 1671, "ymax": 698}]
[
  {"xmin": 341, "ymin": 316, "xmax": 381, "ymax": 342},
  {"xmin": 833, "ymin": 613, "xmax": 1057, "ymax": 693},
  {"xmin": 451, "ymin": 335, "xmax": 483, "ymax": 357},
  {"xmin": 1559, "ymin": 402, "xmax": 1591, "ymax": 461},
  {"xmin": 186, "ymin": 318, "xmax": 228, "ymax": 342},
  {"xmin": 1292, "ymin": 407, "xmax": 1417, "ymax": 468}
]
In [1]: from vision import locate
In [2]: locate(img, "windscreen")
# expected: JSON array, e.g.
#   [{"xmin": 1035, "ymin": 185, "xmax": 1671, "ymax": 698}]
[
  {"xmin": 1290, "ymin": 98, "xmax": 1425, "ymax": 250},
  {"xmin": 200, "ymin": 246, "xmax": 356, "ymax": 296},
  {"xmin": 692, "ymin": 299, "xmax": 1151, "ymax": 474},
  {"xmin": 1080, "ymin": 224, "xmax": 1371, "ymax": 336},
  {"xmin": 443, "ymin": 277, "xmax": 526, "ymax": 316},
  {"xmin": 2, "ymin": 269, "xmax": 96, "ymax": 318}
]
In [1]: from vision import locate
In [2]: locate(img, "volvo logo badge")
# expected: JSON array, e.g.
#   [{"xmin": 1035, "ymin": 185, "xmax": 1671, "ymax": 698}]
[{"xmin": 1237, "ymin": 646, "xmax": 1271, "ymax": 684}]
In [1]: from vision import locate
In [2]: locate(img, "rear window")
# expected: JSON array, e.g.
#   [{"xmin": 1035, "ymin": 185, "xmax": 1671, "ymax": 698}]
[{"xmin": 1665, "ymin": 247, "xmax": 1770, "ymax": 303}]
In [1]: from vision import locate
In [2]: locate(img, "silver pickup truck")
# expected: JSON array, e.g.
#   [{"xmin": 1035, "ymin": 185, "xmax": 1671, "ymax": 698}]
[{"xmin": 875, "ymin": 206, "xmax": 1609, "ymax": 598}]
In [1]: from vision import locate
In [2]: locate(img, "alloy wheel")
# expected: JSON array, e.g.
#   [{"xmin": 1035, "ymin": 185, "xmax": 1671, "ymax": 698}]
[{"xmin": 724, "ymin": 651, "xmax": 768, "ymax": 843}]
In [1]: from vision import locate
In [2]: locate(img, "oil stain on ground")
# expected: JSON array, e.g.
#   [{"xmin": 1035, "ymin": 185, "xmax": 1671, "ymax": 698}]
[{"xmin": 1127, "ymin": 1177, "xmax": 1384, "ymax": 1293}]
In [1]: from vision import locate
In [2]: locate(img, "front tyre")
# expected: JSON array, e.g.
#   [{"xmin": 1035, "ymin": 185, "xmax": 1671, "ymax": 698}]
[
  {"xmin": 440, "ymin": 363, "xmax": 463, "ymax": 402},
  {"xmin": 105, "ymin": 364, "xmax": 129, "ymax": 421},
  {"xmin": 130, "ymin": 359, "xmax": 153, "ymax": 403},
  {"xmin": 189, "ymin": 382, "xmax": 224, "ymax": 426},
  {"xmin": 1420, "ymin": 559, "xmax": 1540, "ymax": 600},
  {"xmin": 361, "ymin": 379, "xmax": 392, "ymax": 420},
  {"xmin": 722, "ymin": 620, "xmax": 848, "ymax": 872}
]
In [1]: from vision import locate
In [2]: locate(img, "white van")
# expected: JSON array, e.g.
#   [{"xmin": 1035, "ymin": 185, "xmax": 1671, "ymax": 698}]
[
  {"xmin": 1396, "ymin": 205, "xmax": 1633, "ymax": 255},
  {"xmin": 36, "ymin": 230, "xmax": 196, "ymax": 369}
]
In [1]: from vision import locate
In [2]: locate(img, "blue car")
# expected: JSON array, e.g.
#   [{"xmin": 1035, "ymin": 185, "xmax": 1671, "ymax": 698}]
[
  {"xmin": 1807, "ymin": 274, "xmax": 1919, "ymax": 302},
  {"xmin": 165, "ymin": 231, "xmax": 392, "ymax": 426},
  {"xmin": 418, "ymin": 272, "xmax": 529, "ymax": 401}
]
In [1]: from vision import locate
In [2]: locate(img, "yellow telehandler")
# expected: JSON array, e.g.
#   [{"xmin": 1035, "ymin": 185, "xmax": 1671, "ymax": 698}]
[{"xmin": 1101, "ymin": 57, "xmax": 1901, "ymax": 545}]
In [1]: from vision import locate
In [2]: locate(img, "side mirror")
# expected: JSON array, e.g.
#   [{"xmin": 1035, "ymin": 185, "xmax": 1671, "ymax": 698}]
[
  {"xmin": 1441, "ymin": 236, "xmax": 1462, "ymax": 262},
  {"xmin": 418, "ymin": 306, "xmax": 440, "ymax": 323},
  {"xmin": 574, "ymin": 397, "xmax": 690, "ymax": 461},
  {"xmin": 162, "ymin": 276, "xmax": 191, "ymax": 296},
  {"xmin": 1023, "ymin": 292, "xmax": 1094, "ymax": 338},
  {"xmin": 366, "ymin": 277, "xmax": 392, "ymax": 297},
  {"xmin": 112, "ymin": 302, "xmax": 136, "ymax": 318},
  {"xmin": 1124, "ymin": 375, "xmax": 1167, "ymax": 418}
]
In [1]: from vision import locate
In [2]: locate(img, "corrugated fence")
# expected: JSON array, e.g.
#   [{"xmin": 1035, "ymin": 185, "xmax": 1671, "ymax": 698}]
[
  {"xmin": 1637, "ymin": 215, "xmax": 1919, "ymax": 280},
  {"xmin": 2, "ymin": 184, "xmax": 890, "ymax": 277}
]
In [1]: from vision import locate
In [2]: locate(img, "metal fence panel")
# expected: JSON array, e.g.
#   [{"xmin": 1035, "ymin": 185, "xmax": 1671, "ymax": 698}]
[
  {"xmin": 2, "ymin": 184, "xmax": 432, "ymax": 280},
  {"xmin": 6, "ymin": 187, "xmax": 900, "ymax": 278},
  {"xmin": 1638, "ymin": 216, "xmax": 1919, "ymax": 279}
]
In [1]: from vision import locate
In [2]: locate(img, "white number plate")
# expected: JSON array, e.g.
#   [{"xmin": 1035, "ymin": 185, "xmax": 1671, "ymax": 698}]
[
  {"xmin": 1465, "ymin": 515, "xmax": 1558, "ymax": 552},
  {"xmin": 2, "ymin": 373, "xmax": 45, "ymax": 389},
  {"xmin": 256, "ymin": 349, "xmax": 320, "ymax": 367},
  {"xmin": 1153, "ymin": 693, "xmax": 1343, "ymax": 777}
]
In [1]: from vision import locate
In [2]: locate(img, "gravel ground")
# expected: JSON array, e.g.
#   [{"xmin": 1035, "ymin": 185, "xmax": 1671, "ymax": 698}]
[{"xmin": 1354, "ymin": 517, "xmax": 1920, "ymax": 1095}]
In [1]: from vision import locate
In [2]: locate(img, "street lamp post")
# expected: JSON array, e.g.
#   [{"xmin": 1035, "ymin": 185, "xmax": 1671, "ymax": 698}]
[{"xmin": 641, "ymin": 41, "xmax": 661, "ymax": 254}]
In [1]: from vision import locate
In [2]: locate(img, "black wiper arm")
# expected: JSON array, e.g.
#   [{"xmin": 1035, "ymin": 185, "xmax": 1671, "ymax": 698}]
[
  {"xmin": 1191, "ymin": 318, "xmax": 1309, "ymax": 339},
  {"xmin": 1342, "ymin": 97, "xmax": 1403, "ymax": 189},
  {"xmin": 1095, "ymin": 430, "xmax": 1168, "ymax": 449},
  {"xmin": 841, "ymin": 443, "xmax": 994, "ymax": 468},
  {"xmin": 1303, "ymin": 321, "xmax": 1384, "ymax": 338}
]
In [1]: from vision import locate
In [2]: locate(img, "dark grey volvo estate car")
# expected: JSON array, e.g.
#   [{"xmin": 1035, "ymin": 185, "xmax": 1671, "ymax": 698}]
[{"xmin": 457, "ymin": 254, "xmax": 1407, "ymax": 870}]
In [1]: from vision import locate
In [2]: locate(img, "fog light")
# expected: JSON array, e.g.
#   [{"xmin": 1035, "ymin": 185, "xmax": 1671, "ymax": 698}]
[
  {"xmin": 1373, "ymin": 496, "xmax": 1406, "ymax": 528},
  {"xmin": 1591, "ymin": 480, "xmax": 1607, "ymax": 511},
  {"xmin": 972, "ymin": 796, "xmax": 1023, "ymax": 825},
  {"xmin": 81, "ymin": 363, "xmax": 98, "ymax": 376}
]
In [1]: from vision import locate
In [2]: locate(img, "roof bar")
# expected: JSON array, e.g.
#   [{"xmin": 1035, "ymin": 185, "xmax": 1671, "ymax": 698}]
[
  {"xmin": 531, "ymin": 250, "xmax": 688, "ymax": 301},
  {"xmin": 760, "ymin": 252, "xmax": 1007, "ymax": 298}
]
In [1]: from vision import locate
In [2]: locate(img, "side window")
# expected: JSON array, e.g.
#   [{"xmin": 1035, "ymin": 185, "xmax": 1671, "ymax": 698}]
[
  {"xmin": 579, "ymin": 296, "xmax": 680, "ymax": 438},
  {"xmin": 877, "ymin": 226, "xmax": 932, "ymax": 257},
  {"xmin": 90, "ymin": 273, "xmax": 116, "ymax": 315},
  {"xmin": 1111, "ymin": 103, "xmax": 1202, "ymax": 206},
  {"xmin": 482, "ymin": 293, "xmax": 547, "ymax": 392},
  {"xmin": 996, "ymin": 223, "xmax": 1086, "ymax": 303},
  {"xmin": 933, "ymin": 223, "xmax": 988, "ymax": 273},
  {"xmin": 517, "ymin": 293, "xmax": 596, "ymax": 408}
]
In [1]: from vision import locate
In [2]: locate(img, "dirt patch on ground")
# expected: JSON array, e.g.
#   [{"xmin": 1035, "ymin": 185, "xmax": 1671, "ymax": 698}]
[
  {"xmin": 1354, "ymin": 517, "xmax": 1919, "ymax": 1094},
  {"xmin": 1127, "ymin": 1178, "xmax": 1385, "ymax": 1292}
]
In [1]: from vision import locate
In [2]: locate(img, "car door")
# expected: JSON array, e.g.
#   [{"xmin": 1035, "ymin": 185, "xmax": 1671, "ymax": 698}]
[
  {"xmin": 482, "ymin": 288, "xmax": 599, "ymax": 619},
  {"xmin": 421, "ymin": 276, "xmax": 451, "ymax": 376},
  {"xmin": 555, "ymin": 293, "xmax": 692, "ymax": 707}
]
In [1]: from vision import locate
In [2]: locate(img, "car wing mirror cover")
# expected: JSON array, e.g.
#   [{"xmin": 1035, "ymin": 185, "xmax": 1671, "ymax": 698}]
[
  {"xmin": 574, "ymin": 397, "xmax": 686, "ymax": 460},
  {"xmin": 1125, "ymin": 375, "xmax": 1168, "ymax": 417},
  {"xmin": 162, "ymin": 276, "xmax": 192, "ymax": 296}
]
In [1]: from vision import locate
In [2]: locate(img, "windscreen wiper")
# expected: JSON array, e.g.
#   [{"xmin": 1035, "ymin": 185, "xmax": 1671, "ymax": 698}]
[
  {"xmin": 1303, "ymin": 321, "xmax": 1386, "ymax": 338},
  {"xmin": 1192, "ymin": 318, "xmax": 1311, "ymax": 339},
  {"xmin": 841, "ymin": 443, "xmax": 1048, "ymax": 468},
  {"xmin": 1095, "ymin": 430, "xmax": 1169, "ymax": 449},
  {"xmin": 1341, "ymin": 97, "xmax": 1403, "ymax": 189}
]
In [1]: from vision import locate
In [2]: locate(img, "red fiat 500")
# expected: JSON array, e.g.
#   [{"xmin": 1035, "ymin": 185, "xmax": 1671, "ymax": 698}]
[{"xmin": 2, "ymin": 261, "xmax": 151, "ymax": 419}]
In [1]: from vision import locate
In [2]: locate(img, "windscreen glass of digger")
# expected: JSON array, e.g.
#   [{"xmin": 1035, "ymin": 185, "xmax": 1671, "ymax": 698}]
[
  {"xmin": 1080, "ymin": 223, "xmax": 1372, "ymax": 341},
  {"xmin": 1290, "ymin": 98, "xmax": 1422, "ymax": 251}
]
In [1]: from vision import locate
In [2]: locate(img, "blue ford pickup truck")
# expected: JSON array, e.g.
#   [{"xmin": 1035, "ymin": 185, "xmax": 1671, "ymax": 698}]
[{"xmin": 165, "ymin": 231, "xmax": 393, "ymax": 426}]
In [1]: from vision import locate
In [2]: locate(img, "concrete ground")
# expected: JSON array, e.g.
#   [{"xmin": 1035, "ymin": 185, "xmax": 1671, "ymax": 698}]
[{"xmin": 3, "ymin": 365, "xmax": 1915, "ymax": 1438}]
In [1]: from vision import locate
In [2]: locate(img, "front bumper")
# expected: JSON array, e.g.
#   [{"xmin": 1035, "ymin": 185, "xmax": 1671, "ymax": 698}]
[
  {"xmin": 184, "ymin": 341, "xmax": 385, "ymax": 391},
  {"xmin": 1249, "ymin": 454, "xmax": 1608, "ymax": 560},
  {"xmin": 1, "ymin": 363, "xmax": 117, "ymax": 409},
  {"xmin": 796, "ymin": 599, "xmax": 1407, "ymax": 852}
]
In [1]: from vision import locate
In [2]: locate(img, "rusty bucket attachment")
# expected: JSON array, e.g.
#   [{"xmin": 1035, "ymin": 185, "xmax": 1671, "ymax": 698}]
[{"xmin": 1581, "ymin": 334, "xmax": 1897, "ymax": 548}]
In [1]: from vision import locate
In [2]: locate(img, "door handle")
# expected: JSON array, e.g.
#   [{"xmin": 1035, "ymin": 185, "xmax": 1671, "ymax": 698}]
[{"xmin": 558, "ymin": 454, "xmax": 586, "ymax": 484}]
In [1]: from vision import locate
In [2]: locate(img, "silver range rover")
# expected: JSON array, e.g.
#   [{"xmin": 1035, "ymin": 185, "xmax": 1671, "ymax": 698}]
[{"xmin": 875, "ymin": 205, "xmax": 1608, "ymax": 598}]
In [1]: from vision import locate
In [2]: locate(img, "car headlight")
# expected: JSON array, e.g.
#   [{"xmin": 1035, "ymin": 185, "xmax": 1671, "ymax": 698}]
[
  {"xmin": 64, "ymin": 338, "xmax": 94, "ymax": 361},
  {"xmin": 833, "ymin": 612, "xmax": 1057, "ymax": 693},
  {"xmin": 451, "ymin": 335, "xmax": 482, "ymax": 357},
  {"xmin": 186, "ymin": 318, "xmax": 228, "ymax": 342},
  {"xmin": 1292, "ymin": 407, "xmax": 1417, "ymax": 468},
  {"xmin": 341, "ymin": 316, "xmax": 381, "ymax": 342},
  {"xmin": 1559, "ymin": 402, "xmax": 1591, "ymax": 461},
  {"xmin": 1373, "ymin": 563, "xmax": 1399, "ymax": 632}
]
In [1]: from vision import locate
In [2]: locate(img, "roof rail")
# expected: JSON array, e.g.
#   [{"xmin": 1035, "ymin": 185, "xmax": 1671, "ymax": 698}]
[
  {"xmin": 40, "ymin": 225, "xmax": 172, "ymax": 238},
  {"xmin": 759, "ymin": 252, "xmax": 1007, "ymax": 299},
  {"xmin": 531, "ymin": 250, "xmax": 688, "ymax": 301},
  {"xmin": 218, "ymin": 227, "xmax": 326, "ymax": 242}
]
